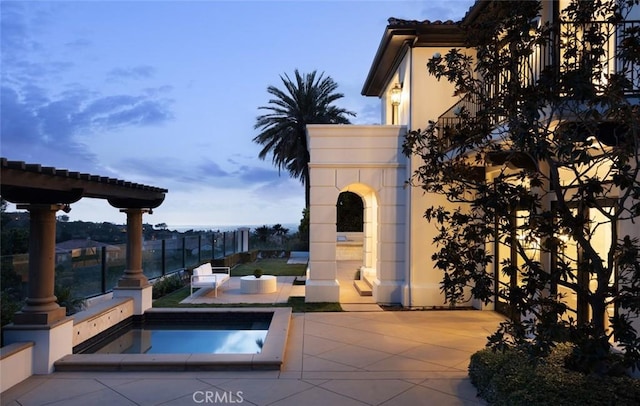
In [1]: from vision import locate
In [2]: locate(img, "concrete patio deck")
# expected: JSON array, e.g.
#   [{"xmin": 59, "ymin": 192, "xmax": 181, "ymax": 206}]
[
  {"xmin": 1, "ymin": 311, "xmax": 504, "ymax": 405},
  {"xmin": 1, "ymin": 260, "xmax": 505, "ymax": 405},
  {"xmin": 181, "ymin": 276, "xmax": 305, "ymax": 305},
  {"xmin": 181, "ymin": 260, "xmax": 380, "ymax": 311}
]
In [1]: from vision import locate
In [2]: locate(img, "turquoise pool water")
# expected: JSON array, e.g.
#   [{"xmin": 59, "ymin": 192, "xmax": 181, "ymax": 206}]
[
  {"xmin": 91, "ymin": 327, "xmax": 268, "ymax": 354},
  {"xmin": 77, "ymin": 311, "xmax": 273, "ymax": 355}
]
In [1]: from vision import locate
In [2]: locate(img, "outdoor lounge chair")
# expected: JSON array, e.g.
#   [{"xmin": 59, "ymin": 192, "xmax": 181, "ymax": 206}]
[{"xmin": 190, "ymin": 263, "xmax": 231, "ymax": 297}]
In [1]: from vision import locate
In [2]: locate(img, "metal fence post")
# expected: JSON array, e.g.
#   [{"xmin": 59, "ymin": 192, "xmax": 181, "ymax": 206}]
[
  {"xmin": 222, "ymin": 232, "xmax": 226, "ymax": 258},
  {"xmin": 161, "ymin": 239, "xmax": 166, "ymax": 276},
  {"xmin": 101, "ymin": 246, "xmax": 107, "ymax": 294},
  {"xmin": 182, "ymin": 237, "xmax": 186, "ymax": 269}
]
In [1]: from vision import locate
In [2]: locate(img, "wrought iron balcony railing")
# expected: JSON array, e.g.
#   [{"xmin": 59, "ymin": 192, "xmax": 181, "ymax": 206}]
[{"xmin": 436, "ymin": 20, "xmax": 640, "ymax": 147}]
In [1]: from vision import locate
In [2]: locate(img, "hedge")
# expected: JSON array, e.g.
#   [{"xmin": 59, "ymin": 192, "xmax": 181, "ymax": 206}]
[{"xmin": 469, "ymin": 344, "xmax": 640, "ymax": 405}]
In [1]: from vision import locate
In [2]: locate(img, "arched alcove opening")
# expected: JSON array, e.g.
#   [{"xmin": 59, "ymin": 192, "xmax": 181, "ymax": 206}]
[
  {"xmin": 337, "ymin": 191, "xmax": 364, "ymax": 233},
  {"xmin": 336, "ymin": 184, "xmax": 378, "ymax": 303}
]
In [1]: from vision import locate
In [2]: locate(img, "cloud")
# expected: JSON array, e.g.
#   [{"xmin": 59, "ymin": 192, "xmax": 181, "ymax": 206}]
[
  {"xmin": 0, "ymin": 82, "xmax": 174, "ymax": 166},
  {"xmin": 195, "ymin": 158, "xmax": 233, "ymax": 179},
  {"xmin": 64, "ymin": 38, "xmax": 91, "ymax": 50},
  {"xmin": 4, "ymin": 60, "xmax": 74, "ymax": 84},
  {"xmin": 111, "ymin": 155, "xmax": 296, "ymax": 197},
  {"xmin": 0, "ymin": 2, "xmax": 66, "ymax": 82},
  {"xmin": 0, "ymin": 2, "xmax": 35, "ymax": 57},
  {"xmin": 1, "ymin": 86, "xmax": 98, "ymax": 170},
  {"xmin": 0, "ymin": 86, "xmax": 41, "ymax": 143},
  {"xmin": 236, "ymin": 165, "xmax": 281, "ymax": 183},
  {"xmin": 1, "ymin": 1, "xmax": 174, "ymax": 171},
  {"xmin": 353, "ymin": 101, "xmax": 381, "ymax": 125},
  {"xmin": 107, "ymin": 65, "xmax": 156, "ymax": 81},
  {"xmin": 252, "ymin": 176, "xmax": 303, "ymax": 201},
  {"xmin": 75, "ymin": 95, "xmax": 173, "ymax": 128},
  {"xmin": 420, "ymin": 1, "xmax": 474, "ymax": 21}
]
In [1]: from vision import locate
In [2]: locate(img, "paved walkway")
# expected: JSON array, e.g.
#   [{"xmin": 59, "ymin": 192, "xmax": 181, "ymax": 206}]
[{"xmin": 1, "ymin": 311, "xmax": 504, "ymax": 405}]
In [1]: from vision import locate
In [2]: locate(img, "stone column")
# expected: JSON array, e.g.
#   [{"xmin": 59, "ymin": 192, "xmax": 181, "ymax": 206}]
[
  {"xmin": 306, "ymin": 184, "xmax": 340, "ymax": 303},
  {"xmin": 13, "ymin": 204, "xmax": 67, "ymax": 325},
  {"xmin": 116, "ymin": 208, "xmax": 149, "ymax": 288},
  {"xmin": 237, "ymin": 227, "xmax": 250, "ymax": 252},
  {"xmin": 5, "ymin": 203, "xmax": 73, "ymax": 374},
  {"xmin": 113, "ymin": 208, "xmax": 152, "ymax": 315}
]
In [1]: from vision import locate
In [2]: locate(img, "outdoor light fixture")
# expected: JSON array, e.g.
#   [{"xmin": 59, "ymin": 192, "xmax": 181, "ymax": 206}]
[
  {"xmin": 390, "ymin": 83, "xmax": 402, "ymax": 124},
  {"xmin": 390, "ymin": 83, "xmax": 402, "ymax": 106}
]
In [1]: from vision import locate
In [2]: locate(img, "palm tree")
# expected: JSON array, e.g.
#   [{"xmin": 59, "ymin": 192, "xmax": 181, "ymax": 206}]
[{"xmin": 253, "ymin": 69, "xmax": 355, "ymax": 207}]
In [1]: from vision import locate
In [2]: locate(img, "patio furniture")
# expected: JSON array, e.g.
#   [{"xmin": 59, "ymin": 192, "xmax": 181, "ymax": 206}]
[
  {"xmin": 190, "ymin": 263, "xmax": 230, "ymax": 297},
  {"xmin": 240, "ymin": 275, "xmax": 277, "ymax": 294}
]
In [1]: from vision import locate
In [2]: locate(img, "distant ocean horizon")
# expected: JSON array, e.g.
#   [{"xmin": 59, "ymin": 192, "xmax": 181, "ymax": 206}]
[{"xmin": 170, "ymin": 223, "xmax": 298, "ymax": 233}]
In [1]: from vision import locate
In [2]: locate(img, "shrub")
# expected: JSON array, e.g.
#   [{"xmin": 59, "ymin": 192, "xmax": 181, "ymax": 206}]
[
  {"xmin": 54, "ymin": 285, "xmax": 86, "ymax": 315},
  {"xmin": 469, "ymin": 345, "xmax": 640, "ymax": 405},
  {"xmin": 253, "ymin": 268, "xmax": 263, "ymax": 278},
  {"xmin": 1, "ymin": 290, "xmax": 23, "ymax": 327},
  {"xmin": 152, "ymin": 273, "xmax": 185, "ymax": 299}
]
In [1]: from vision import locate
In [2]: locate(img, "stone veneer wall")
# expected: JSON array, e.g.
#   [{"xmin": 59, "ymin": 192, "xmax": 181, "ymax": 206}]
[{"xmin": 72, "ymin": 297, "xmax": 134, "ymax": 347}]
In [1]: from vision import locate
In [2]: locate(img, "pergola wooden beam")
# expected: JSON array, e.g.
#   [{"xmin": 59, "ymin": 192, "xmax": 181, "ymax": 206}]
[
  {"xmin": 1, "ymin": 158, "xmax": 167, "ymax": 208},
  {"xmin": 0, "ymin": 157, "xmax": 168, "ymax": 325}
]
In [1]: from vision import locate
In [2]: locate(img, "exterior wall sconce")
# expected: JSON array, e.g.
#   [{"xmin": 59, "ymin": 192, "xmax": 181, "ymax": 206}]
[
  {"xmin": 390, "ymin": 83, "xmax": 402, "ymax": 106},
  {"xmin": 390, "ymin": 83, "xmax": 402, "ymax": 124}
]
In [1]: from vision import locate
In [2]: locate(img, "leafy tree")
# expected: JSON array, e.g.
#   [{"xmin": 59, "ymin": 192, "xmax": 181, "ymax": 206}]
[
  {"xmin": 254, "ymin": 69, "xmax": 356, "ymax": 207},
  {"xmin": 271, "ymin": 223, "xmax": 289, "ymax": 237},
  {"xmin": 297, "ymin": 208, "xmax": 310, "ymax": 250},
  {"xmin": 1, "ymin": 199, "xmax": 29, "ymax": 255},
  {"xmin": 271, "ymin": 223, "xmax": 289, "ymax": 246},
  {"xmin": 404, "ymin": 0, "xmax": 640, "ymax": 376},
  {"xmin": 253, "ymin": 225, "xmax": 271, "ymax": 243}
]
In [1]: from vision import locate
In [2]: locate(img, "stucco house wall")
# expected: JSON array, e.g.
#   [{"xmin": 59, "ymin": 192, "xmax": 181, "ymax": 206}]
[{"xmin": 306, "ymin": 125, "xmax": 407, "ymax": 303}]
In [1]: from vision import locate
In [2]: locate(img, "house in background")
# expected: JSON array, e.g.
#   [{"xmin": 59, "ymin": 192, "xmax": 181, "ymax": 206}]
[
  {"xmin": 56, "ymin": 238, "xmax": 122, "ymax": 264},
  {"xmin": 305, "ymin": 0, "xmax": 640, "ymax": 334}
]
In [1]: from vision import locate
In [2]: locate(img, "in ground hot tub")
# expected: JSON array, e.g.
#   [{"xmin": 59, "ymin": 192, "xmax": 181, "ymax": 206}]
[{"xmin": 55, "ymin": 307, "xmax": 291, "ymax": 371}]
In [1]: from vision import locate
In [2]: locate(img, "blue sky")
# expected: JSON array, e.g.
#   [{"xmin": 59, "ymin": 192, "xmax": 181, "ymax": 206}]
[{"xmin": 1, "ymin": 0, "xmax": 474, "ymax": 230}]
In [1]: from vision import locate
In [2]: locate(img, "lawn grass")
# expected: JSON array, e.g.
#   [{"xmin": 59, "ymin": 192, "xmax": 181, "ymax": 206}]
[
  {"xmin": 231, "ymin": 258, "xmax": 306, "ymax": 277},
  {"xmin": 152, "ymin": 287, "xmax": 341, "ymax": 312},
  {"xmin": 151, "ymin": 257, "xmax": 341, "ymax": 312}
]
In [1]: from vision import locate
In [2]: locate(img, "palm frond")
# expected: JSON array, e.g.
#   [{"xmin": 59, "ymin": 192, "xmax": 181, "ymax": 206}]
[{"xmin": 253, "ymin": 69, "xmax": 356, "ymax": 205}]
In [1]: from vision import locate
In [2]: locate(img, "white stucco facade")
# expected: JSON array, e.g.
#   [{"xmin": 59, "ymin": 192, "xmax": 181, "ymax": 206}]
[
  {"xmin": 307, "ymin": 3, "xmax": 639, "ymax": 327},
  {"xmin": 305, "ymin": 38, "xmax": 474, "ymax": 307},
  {"xmin": 306, "ymin": 125, "xmax": 407, "ymax": 304}
]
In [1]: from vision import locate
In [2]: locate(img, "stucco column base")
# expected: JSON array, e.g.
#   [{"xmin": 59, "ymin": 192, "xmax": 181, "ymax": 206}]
[
  {"xmin": 305, "ymin": 279, "xmax": 340, "ymax": 303},
  {"xmin": 372, "ymin": 279, "xmax": 403, "ymax": 304},
  {"xmin": 400, "ymin": 283, "xmax": 449, "ymax": 308},
  {"xmin": 12, "ymin": 306, "xmax": 67, "ymax": 325},
  {"xmin": 113, "ymin": 285, "xmax": 152, "ymax": 315},
  {"xmin": 116, "ymin": 271, "xmax": 149, "ymax": 288},
  {"xmin": 3, "ymin": 317, "xmax": 73, "ymax": 374}
]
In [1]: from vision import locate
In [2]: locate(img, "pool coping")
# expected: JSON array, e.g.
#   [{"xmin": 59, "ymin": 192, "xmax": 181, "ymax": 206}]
[{"xmin": 54, "ymin": 307, "xmax": 291, "ymax": 371}]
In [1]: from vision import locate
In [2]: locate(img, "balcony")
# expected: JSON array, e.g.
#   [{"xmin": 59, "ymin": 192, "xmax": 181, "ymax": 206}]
[{"xmin": 436, "ymin": 20, "xmax": 640, "ymax": 146}]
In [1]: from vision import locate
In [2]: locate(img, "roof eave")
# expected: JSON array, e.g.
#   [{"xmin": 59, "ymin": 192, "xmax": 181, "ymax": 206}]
[{"xmin": 361, "ymin": 23, "xmax": 465, "ymax": 97}]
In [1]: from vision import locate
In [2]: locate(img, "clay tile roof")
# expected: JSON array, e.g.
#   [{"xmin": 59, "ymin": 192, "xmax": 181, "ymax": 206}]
[
  {"xmin": 1, "ymin": 158, "xmax": 167, "ymax": 208},
  {"xmin": 387, "ymin": 17, "xmax": 458, "ymax": 26}
]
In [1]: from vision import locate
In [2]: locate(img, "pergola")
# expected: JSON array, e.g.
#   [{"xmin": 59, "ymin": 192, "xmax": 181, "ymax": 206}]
[{"xmin": 0, "ymin": 158, "xmax": 167, "ymax": 325}]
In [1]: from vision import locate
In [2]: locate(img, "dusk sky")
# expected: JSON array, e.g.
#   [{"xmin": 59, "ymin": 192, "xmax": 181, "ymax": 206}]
[{"xmin": 1, "ymin": 0, "xmax": 474, "ymax": 230}]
